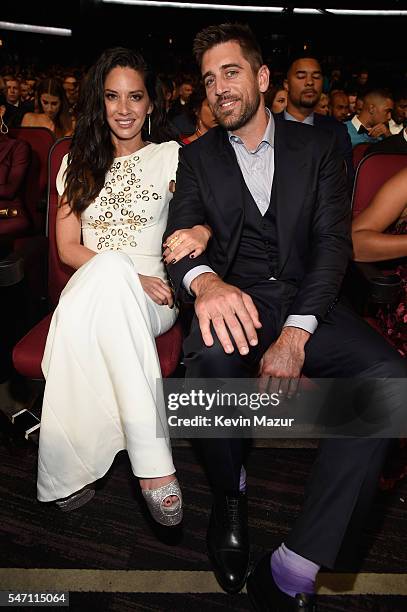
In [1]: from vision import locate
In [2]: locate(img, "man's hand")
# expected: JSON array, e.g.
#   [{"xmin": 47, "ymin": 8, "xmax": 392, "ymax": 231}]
[
  {"xmin": 368, "ymin": 123, "xmax": 391, "ymax": 139},
  {"xmin": 258, "ymin": 326, "xmax": 310, "ymax": 396},
  {"xmin": 191, "ymin": 273, "xmax": 262, "ymax": 355}
]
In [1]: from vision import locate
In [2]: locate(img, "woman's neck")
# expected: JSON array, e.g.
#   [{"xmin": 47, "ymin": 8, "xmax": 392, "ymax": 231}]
[{"xmin": 113, "ymin": 136, "xmax": 146, "ymax": 158}]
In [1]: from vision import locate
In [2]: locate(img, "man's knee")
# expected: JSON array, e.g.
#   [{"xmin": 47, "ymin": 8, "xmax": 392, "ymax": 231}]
[
  {"xmin": 184, "ymin": 332, "xmax": 248, "ymax": 377},
  {"xmin": 367, "ymin": 354, "xmax": 407, "ymax": 379}
]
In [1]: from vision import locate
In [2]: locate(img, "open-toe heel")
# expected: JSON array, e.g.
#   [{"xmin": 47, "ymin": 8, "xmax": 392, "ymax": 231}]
[{"xmin": 141, "ymin": 479, "xmax": 183, "ymax": 526}]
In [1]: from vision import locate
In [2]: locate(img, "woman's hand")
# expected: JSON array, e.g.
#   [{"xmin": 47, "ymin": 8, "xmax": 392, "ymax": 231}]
[
  {"xmin": 163, "ymin": 225, "xmax": 213, "ymax": 265},
  {"xmin": 139, "ymin": 274, "xmax": 174, "ymax": 307}
]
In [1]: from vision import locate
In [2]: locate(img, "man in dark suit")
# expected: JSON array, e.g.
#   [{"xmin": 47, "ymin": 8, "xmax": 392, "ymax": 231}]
[
  {"xmin": 164, "ymin": 23, "xmax": 406, "ymax": 611},
  {"xmin": 282, "ymin": 56, "xmax": 354, "ymax": 188}
]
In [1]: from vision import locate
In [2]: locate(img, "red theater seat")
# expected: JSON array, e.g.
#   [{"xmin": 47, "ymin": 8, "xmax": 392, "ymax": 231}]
[
  {"xmin": 9, "ymin": 127, "xmax": 55, "ymax": 234},
  {"xmin": 352, "ymin": 142, "xmax": 370, "ymax": 171},
  {"xmin": 351, "ymin": 153, "xmax": 407, "ymax": 218}
]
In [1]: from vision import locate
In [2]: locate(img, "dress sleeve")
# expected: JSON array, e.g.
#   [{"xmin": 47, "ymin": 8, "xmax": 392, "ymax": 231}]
[
  {"xmin": 56, "ymin": 154, "xmax": 69, "ymax": 197},
  {"xmin": 166, "ymin": 141, "xmax": 181, "ymax": 183}
]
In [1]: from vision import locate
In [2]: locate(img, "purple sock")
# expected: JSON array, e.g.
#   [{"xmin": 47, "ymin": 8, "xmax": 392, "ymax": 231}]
[
  {"xmin": 271, "ymin": 543, "xmax": 320, "ymax": 598},
  {"xmin": 239, "ymin": 465, "xmax": 246, "ymax": 493}
]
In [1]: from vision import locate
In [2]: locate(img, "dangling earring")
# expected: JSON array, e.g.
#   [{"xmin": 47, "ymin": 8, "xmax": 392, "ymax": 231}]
[
  {"xmin": 0, "ymin": 116, "xmax": 8, "ymax": 135},
  {"xmin": 147, "ymin": 113, "xmax": 151, "ymax": 138}
]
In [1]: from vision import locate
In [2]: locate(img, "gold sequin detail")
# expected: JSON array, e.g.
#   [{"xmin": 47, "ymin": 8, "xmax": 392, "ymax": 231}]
[{"xmin": 83, "ymin": 149, "xmax": 164, "ymax": 252}]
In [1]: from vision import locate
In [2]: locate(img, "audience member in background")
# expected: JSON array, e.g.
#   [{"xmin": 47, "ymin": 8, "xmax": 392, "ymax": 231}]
[
  {"xmin": 388, "ymin": 89, "xmax": 407, "ymax": 135},
  {"xmin": 22, "ymin": 78, "xmax": 74, "ymax": 137},
  {"xmin": 4, "ymin": 77, "xmax": 26, "ymax": 128},
  {"xmin": 25, "ymin": 76, "xmax": 37, "ymax": 98},
  {"xmin": 180, "ymin": 84, "xmax": 217, "ymax": 144},
  {"xmin": 314, "ymin": 92, "xmax": 329, "ymax": 115},
  {"xmin": 349, "ymin": 68, "xmax": 370, "ymax": 96},
  {"xmin": 365, "ymin": 125, "xmax": 407, "ymax": 157},
  {"xmin": 168, "ymin": 74, "xmax": 196, "ymax": 136},
  {"xmin": 158, "ymin": 74, "xmax": 175, "ymax": 112},
  {"xmin": 330, "ymin": 90, "xmax": 350, "ymax": 122},
  {"xmin": 355, "ymin": 93, "xmax": 364, "ymax": 116},
  {"xmin": 347, "ymin": 90, "xmax": 358, "ymax": 116},
  {"xmin": 344, "ymin": 89, "xmax": 393, "ymax": 148},
  {"xmin": 36, "ymin": 47, "xmax": 209, "ymax": 521},
  {"xmin": 20, "ymin": 79, "xmax": 35, "ymax": 106},
  {"xmin": 282, "ymin": 56, "xmax": 354, "ymax": 186},
  {"xmin": 62, "ymin": 73, "xmax": 80, "ymax": 116},
  {"xmin": 0, "ymin": 93, "xmax": 31, "ymax": 255},
  {"xmin": 264, "ymin": 84, "xmax": 288, "ymax": 114}
]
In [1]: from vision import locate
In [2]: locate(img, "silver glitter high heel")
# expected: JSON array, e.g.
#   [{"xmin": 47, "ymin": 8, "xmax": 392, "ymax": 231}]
[{"xmin": 141, "ymin": 478, "xmax": 183, "ymax": 526}]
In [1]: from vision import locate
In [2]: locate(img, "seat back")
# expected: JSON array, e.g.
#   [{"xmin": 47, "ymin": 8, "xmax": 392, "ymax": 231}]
[
  {"xmin": 351, "ymin": 153, "xmax": 407, "ymax": 218},
  {"xmin": 352, "ymin": 142, "xmax": 370, "ymax": 171},
  {"xmin": 8, "ymin": 127, "xmax": 56, "ymax": 233},
  {"xmin": 46, "ymin": 137, "xmax": 75, "ymax": 307}
]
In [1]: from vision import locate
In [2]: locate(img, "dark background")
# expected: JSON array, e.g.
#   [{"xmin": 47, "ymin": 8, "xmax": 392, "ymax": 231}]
[{"xmin": 1, "ymin": 1, "xmax": 407, "ymax": 80}]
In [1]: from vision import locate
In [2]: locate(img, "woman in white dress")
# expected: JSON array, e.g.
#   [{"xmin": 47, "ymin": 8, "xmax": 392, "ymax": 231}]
[{"xmin": 37, "ymin": 48, "xmax": 211, "ymax": 524}]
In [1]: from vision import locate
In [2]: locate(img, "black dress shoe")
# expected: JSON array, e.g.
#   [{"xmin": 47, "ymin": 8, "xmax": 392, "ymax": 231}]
[
  {"xmin": 206, "ymin": 492, "xmax": 249, "ymax": 594},
  {"xmin": 247, "ymin": 553, "xmax": 317, "ymax": 611}
]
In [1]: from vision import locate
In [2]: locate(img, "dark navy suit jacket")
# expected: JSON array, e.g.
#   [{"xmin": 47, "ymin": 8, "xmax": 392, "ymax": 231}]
[{"xmin": 277, "ymin": 111, "xmax": 354, "ymax": 191}]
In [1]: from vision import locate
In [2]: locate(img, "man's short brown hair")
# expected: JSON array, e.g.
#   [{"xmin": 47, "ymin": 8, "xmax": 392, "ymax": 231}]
[{"xmin": 193, "ymin": 23, "xmax": 263, "ymax": 73}]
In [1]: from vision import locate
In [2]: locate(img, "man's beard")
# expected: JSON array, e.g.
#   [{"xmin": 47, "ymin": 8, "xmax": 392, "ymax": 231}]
[
  {"xmin": 213, "ymin": 91, "xmax": 261, "ymax": 131},
  {"xmin": 300, "ymin": 92, "xmax": 319, "ymax": 109}
]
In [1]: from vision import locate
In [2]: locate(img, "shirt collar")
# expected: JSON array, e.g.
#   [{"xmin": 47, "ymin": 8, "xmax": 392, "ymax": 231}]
[
  {"xmin": 284, "ymin": 109, "xmax": 314, "ymax": 126},
  {"xmin": 403, "ymin": 128, "xmax": 407, "ymax": 143},
  {"xmin": 351, "ymin": 115, "xmax": 363, "ymax": 130},
  {"xmin": 389, "ymin": 118, "xmax": 402, "ymax": 129},
  {"xmin": 228, "ymin": 108, "xmax": 275, "ymax": 150}
]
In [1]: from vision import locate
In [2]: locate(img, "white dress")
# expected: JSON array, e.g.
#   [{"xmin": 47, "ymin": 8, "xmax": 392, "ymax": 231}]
[{"xmin": 37, "ymin": 141, "xmax": 180, "ymax": 502}]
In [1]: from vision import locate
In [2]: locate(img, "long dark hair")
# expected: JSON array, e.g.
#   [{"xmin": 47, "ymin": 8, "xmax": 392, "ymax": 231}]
[
  {"xmin": 36, "ymin": 78, "xmax": 72, "ymax": 138},
  {"xmin": 65, "ymin": 47, "xmax": 175, "ymax": 216}
]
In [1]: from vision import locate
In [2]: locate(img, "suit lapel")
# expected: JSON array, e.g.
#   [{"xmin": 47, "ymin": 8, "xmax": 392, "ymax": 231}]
[
  {"xmin": 200, "ymin": 128, "xmax": 245, "ymax": 224},
  {"xmin": 200, "ymin": 129, "xmax": 246, "ymax": 270},
  {"xmin": 273, "ymin": 119, "xmax": 310, "ymax": 275}
]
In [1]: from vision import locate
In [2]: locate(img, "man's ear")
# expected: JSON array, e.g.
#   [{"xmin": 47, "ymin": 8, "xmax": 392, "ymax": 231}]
[
  {"xmin": 283, "ymin": 78, "xmax": 288, "ymax": 91},
  {"xmin": 258, "ymin": 64, "xmax": 270, "ymax": 94}
]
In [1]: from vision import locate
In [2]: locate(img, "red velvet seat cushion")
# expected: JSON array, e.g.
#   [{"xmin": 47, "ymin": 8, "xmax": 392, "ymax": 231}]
[
  {"xmin": 0, "ymin": 213, "xmax": 31, "ymax": 238},
  {"xmin": 13, "ymin": 314, "xmax": 183, "ymax": 380},
  {"xmin": 12, "ymin": 312, "xmax": 53, "ymax": 379}
]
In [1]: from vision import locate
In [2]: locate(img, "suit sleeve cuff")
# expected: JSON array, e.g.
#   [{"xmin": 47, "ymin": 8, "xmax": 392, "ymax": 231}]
[
  {"xmin": 283, "ymin": 315, "xmax": 318, "ymax": 334},
  {"xmin": 183, "ymin": 266, "xmax": 216, "ymax": 295}
]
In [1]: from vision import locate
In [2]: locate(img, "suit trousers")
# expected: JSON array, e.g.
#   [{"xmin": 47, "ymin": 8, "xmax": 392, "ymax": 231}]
[{"xmin": 183, "ymin": 279, "xmax": 406, "ymax": 567}]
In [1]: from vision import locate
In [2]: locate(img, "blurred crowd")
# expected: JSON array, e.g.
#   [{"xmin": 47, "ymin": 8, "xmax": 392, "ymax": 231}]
[{"xmin": 1, "ymin": 59, "xmax": 406, "ymax": 143}]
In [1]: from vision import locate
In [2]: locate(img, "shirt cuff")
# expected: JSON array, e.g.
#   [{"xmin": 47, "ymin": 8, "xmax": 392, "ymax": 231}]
[
  {"xmin": 283, "ymin": 315, "xmax": 318, "ymax": 334},
  {"xmin": 183, "ymin": 266, "xmax": 216, "ymax": 295}
]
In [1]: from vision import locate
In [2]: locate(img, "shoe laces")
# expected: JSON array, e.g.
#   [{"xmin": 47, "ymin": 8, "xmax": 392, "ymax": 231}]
[{"xmin": 225, "ymin": 496, "xmax": 242, "ymax": 528}]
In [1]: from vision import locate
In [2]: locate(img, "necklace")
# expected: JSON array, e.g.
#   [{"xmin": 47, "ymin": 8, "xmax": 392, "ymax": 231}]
[{"xmin": 195, "ymin": 127, "xmax": 203, "ymax": 137}]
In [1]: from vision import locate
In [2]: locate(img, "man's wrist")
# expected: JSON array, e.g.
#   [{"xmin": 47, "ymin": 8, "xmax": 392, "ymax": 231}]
[
  {"xmin": 191, "ymin": 272, "xmax": 219, "ymax": 297},
  {"xmin": 279, "ymin": 325, "xmax": 311, "ymax": 347}
]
